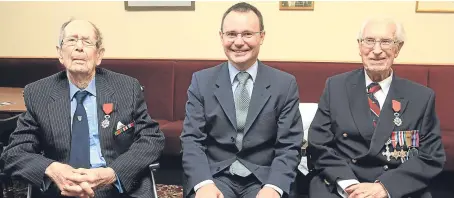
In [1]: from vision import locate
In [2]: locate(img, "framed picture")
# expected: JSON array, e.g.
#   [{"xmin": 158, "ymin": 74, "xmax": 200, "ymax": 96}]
[
  {"xmin": 415, "ymin": 1, "xmax": 454, "ymax": 13},
  {"xmin": 124, "ymin": 1, "xmax": 195, "ymax": 11},
  {"xmin": 279, "ymin": 1, "xmax": 314, "ymax": 11}
]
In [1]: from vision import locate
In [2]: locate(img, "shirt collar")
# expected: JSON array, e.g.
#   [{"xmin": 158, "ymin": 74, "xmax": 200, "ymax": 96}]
[
  {"xmin": 365, "ymin": 70, "xmax": 393, "ymax": 94},
  {"xmin": 69, "ymin": 76, "xmax": 97, "ymax": 101},
  {"xmin": 228, "ymin": 61, "xmax": 258, "ymax": 85}
]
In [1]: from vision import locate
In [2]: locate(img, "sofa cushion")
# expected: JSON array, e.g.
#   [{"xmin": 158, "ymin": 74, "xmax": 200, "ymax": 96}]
[
  {"xmin": 173, "ymin": 60, "xmax": 223, "ymax": 121},
  {"xmin": 266, "ymin": 61, "xmax": 361, "ymax": 103},
  {"xmin": 160, "ymin": 120, "xmax": 184, "ymax": 156},
  {"xmin": 101, "ymin": 59, "xmax": 175, "ymax": 121},
  {"xmin": 428, "ymin": 66, "xmax": 454, "ymax": 131},
  {"xmin": 442, "ymin": 130, "xmax": 454, "ymax": 171}
]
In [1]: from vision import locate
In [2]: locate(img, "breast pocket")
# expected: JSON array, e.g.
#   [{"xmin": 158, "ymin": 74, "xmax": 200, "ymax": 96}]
[{"xmin": 113, "ymin": 120, "xmax": 135, "ymax": 154}]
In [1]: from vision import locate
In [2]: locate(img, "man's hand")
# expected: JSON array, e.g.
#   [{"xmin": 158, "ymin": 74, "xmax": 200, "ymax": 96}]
[
  {"xmin": 346, "ymin": 183, "xmax": 388, "ymax": 198},
  {"xmin": 256, "ymin": 186, "xmax": 280, "ymax": 198},
  {"xmin": 195, "ymin": 183, "xmax": 224, "ymax": 198},
  {"xmin": 44, "ymin": 162, "xmax": 90, "ymax": 197},
  {"xmin": 66, "ymin": 167, "xmax": 117, "ymax": 190}
]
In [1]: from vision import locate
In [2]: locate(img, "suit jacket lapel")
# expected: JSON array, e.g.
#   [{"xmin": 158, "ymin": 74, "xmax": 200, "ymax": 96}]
[
  {"xmin": 346, "ymin": 69, "xmax": 375, "ymax": 141},
  {"xmin": 369, "ymin": 75, "xmax": 408, "ymax": 156},
  {"xmin": 95, "ymin": 69, "xmax": 116, "ymax": 156},
  {"xmin": 243, "ymin": 62, "xmax": 271, "ymax": 134},
  {"xmin": 214, "ymin": 63, "xmax": 237, "ymax": 129},
  {"xmin": 48, "ymin": 72, "xmax": 71, "ymax": 159}
]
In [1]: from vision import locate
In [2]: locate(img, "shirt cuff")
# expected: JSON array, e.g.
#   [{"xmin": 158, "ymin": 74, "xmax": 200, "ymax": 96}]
[
  {"xmin": 113, "ymin": 173, "xmax": 124, "ymax": 193},
  {"xmin": 194, "ymin": 180, "xmax": 214, "ymax": 192},
  {"xmin": 336, "ymin": 179, "xmax": 360, "ymax": 198},
  {"xmin": 264, "ymin": 184, "xmax": 283, "ymax": 197}
]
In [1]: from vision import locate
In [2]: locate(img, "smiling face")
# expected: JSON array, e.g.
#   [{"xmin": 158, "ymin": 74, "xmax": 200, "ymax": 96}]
[
  {"xmin": 57, "ymin": 20, "xmax": 104, "ymax": 77},
  {"xmin": 220, "ymin": 10, "xmax": 265, "ymax": 70},
  {"xmin": 358, "ymin": 20, "xmax": 403, "ymax": 78}
]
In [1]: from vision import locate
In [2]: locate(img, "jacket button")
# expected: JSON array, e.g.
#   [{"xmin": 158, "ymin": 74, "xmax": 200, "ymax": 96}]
[
  {"xmin": 343, "ymin": 133, "xmax": 348, "ymax": 138},
  {"xmin": 351, "ymin": 159, "xmax": 357, "ymax": 163},
  {"xmin": 383, "ymin": 165, "xmax": 388, "ymax": 170},
  {"xmin": 231, "ymin": 137, "xmax": 235, "ymax": 142},
  {"xmin": 216, "ymin": 167, "xmax": 220, "ymax": 171}
]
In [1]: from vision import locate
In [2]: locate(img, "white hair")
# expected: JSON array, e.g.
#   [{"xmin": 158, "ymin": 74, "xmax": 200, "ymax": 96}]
[
  {"xmin": 57, "ymin": 18, "xmax": 103, "ymax": 48},
  {"xmin": 357, "ymin": 18, "xmax": 406, "ymax": 42}
]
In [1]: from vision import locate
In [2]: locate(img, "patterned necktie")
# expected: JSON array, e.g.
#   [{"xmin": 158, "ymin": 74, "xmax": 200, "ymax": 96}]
[
  {"xmin": 367, "ymin": 82, "xmax": 381, "ymax": 128},
  {"xmin": 69, "ymin": 90, "xmax": 90, "ymax": 168},
  {"xmin": 229, "ymin": 72, "xmax": 252, "ymax": 177}
]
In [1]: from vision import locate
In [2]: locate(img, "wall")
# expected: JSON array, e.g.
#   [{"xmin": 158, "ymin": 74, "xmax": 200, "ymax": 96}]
[{"xmin": 0, "ymin": 1, "xmax": 453, "ymax": 65}]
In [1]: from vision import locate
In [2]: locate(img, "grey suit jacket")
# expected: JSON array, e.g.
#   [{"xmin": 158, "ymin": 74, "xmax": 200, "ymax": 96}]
[
  {"xmin": 1, "ymin": 68, "xmax": 165, "ymax": 198},
  {"xmin": 180, "ymin": 61, "xmax": 304, "ymax": 196},
  {"xmin": 307, "ymin": 69, "xmax": 446, "ymax": 198}
]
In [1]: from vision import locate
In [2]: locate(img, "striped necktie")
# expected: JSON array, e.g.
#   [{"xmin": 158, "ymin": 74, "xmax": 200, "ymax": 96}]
[{"xmin": 367, "ymin": 82, "xmax": 381, "ymax": 128}]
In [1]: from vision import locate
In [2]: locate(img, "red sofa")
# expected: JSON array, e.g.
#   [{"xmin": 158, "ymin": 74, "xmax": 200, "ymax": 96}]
[{"xmin": 0, "ymin": 58, "xmax": 453, "ymax": 171}]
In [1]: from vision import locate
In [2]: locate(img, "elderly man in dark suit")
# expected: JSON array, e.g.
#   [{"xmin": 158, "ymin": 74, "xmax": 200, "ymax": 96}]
[
  {"xmin": 307, "ymin": 18, "xmax": 446, "ymax": 198},
  {"xmin": 1, "ymin": 19, "xmax": 165, "ymax": 198},
  {"xmin": 180, "ymin": 2, "xmax": 304, "ymax": 198}
]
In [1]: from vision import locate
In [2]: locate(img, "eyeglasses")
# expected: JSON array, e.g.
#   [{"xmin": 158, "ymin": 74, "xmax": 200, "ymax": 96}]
[
  {"xmin": 359, "ymin": 38, "xmax": 400, "ymax": 50},
  {"xmin": 61, "ymin": 37, "xmax": 97, "ymax": 48},
  {"xmin": 222, "ymin": 31, "xmax": 262, "ymax": 41}
]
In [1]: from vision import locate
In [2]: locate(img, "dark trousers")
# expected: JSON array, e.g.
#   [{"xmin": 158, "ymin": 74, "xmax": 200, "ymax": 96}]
[{"xmin": 189, "ymin": 171, "xmax": 298, "ymax": 198}]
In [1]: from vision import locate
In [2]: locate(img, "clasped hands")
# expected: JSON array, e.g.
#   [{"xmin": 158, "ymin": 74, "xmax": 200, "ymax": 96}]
[
  {"xmin": 45, "ymin": 162, "xmax": 117, "ymax": 198},
  {"xmin": 346, "ymin": 182, "xmax": 388, "ymax": 198}
]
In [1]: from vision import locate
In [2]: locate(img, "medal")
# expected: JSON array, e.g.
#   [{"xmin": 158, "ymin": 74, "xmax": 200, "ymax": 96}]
[
  {"xmin": 101, "ymin": 103, "xmax": 114, "ymax": 129},
  {"xmin": 392, "ymin": 100, "xmax": 402, "ymax": 126},
  {"xmin": 391, "ymin": 132, "xmax": 400, "ymax": 160},
  {"xmin": 382, "ymin": 139, "xmax": 392, "ymax": 161}
]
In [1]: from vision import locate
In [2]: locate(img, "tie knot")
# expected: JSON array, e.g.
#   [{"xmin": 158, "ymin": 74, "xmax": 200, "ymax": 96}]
[
  {"xmin": 74, "ymin": 91, "xmax": 89, "ymax": 104},
  {"xmin": 367, "ymin": 82, "xmax": 381, "ymax": 94},
  {"xmin": 236, "ymin": 72, "xmax": 250, "ymax": 85}
]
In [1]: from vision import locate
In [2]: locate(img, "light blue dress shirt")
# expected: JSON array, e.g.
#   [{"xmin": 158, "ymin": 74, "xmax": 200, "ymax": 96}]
[{"xmin": 68, "ymin": 77, "xmax": 123, "ymax": 193}]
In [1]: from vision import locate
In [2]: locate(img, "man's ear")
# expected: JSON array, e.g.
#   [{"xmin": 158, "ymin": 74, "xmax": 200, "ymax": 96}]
[
  {"xmin": 96, "ymin": 47, "xmax": 105, "ymax": 66},
  {"xmin": 259, "ymin": 31, "xmax": 266, "ymax": 45},
  {"xmin": 56, "ymin": 46, "xmax": 64, "ymax": 64},
  {"xmin": 395, "ymin": 41, "xmax": 404, "ymax": 58}
]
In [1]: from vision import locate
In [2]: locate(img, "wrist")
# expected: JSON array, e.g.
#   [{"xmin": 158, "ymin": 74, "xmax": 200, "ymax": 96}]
[
  {"xmin": 375, "ymin": 180, "xmax": 389, "ymax": 195},
  {"xmin": 44, "ymin": 162, "xmax": 58, "ymax": 177},
  {"xmin": 105, "ymin": 167, "xmax": 117, "ymax": 184}
]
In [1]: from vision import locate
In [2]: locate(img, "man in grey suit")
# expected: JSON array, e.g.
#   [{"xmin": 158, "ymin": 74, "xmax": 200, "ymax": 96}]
[
  {"xmin": 1, "ymin": 19, "xmax": 165, "ymax": 198},
  {"xmin": 307, "ymin": 18, "xmax": 446, "ymax": 198},
  {"xmin": 180, "ymin": 2, "xmax": 303, "ymax": 198}
]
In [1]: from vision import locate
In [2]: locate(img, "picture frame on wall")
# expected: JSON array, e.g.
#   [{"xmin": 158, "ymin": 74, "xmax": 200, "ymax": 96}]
[
  {"xmin": 124, "ymin": 1, "xmax": 195, "ymax": 11},
  {"xmin": 279, "ymin": 1, "xmax": 314, "ymax": 11},
  {"xmin": 415, "ymin": 1, "xmax": 454, "ymax": 13}
]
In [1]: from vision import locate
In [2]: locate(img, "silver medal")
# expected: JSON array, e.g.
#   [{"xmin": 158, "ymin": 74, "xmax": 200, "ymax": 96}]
[
  {"xmin": 393, "ymin": 112, "xmax": 402, "ymax": 126},
  {"xmin": 101, "ymin": 115, "xmax": 110, "ymax": 128}
]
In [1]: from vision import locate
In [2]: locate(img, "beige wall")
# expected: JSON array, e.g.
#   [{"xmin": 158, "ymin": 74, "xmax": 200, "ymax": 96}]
[{"xmin": 0, "ymin": 1, "xmax": 453, "ymax": 65}]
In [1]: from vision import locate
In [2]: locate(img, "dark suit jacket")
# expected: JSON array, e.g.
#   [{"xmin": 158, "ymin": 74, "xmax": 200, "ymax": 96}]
[
  {"xmin": 1, "ymin": 68, "xmax": 165, "ymax": 198},
  {"xmin": 180, "ymin": 61, "xmax": 304, "ymax": 197},
  {"xmin": 307, "ymin": 69, "xmax": 446, "ymax": 198}
]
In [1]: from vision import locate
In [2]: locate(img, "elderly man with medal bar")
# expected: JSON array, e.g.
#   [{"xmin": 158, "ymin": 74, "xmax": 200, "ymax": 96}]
[{"xmin": 307, "ymin": 18, "xmax": 446, "ymax": 198}]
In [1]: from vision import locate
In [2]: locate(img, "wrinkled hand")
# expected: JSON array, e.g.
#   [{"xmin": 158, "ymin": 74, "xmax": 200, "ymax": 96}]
[
  {"xmin": 256, "ymin": 186, "xmax": 280, "ymax": 198},
  {"xmin": 65, "ymin": 167, "xmax": 117, "ymax": 192},
  {"xmin": 44, "ymin": 162, "xmax": 90, "ymax": 198},
  {"xmin": 195, "ymin": 183, "xmax": 224, "ymax": 198},
  {"xmin": 346, "ymin": 183, "xmax": 388, "ymax": 198}
]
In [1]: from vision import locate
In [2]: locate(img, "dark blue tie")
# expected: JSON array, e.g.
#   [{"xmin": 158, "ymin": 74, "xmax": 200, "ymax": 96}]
[{"xmin": 69, "ymin": 90, "xmax": 90, "ymax": 168}]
